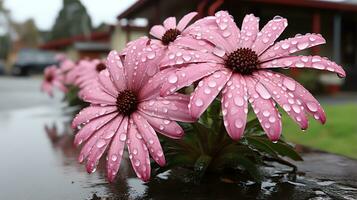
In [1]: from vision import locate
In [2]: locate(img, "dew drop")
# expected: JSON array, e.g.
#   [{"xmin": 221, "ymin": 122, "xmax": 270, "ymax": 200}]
[
  {"xmin": 195, "ymin": 98, "xmax": 204, "ymax": 107},
  {"xmin": 235, "ymin": 119, "xmax": 244, "ymax": 128},
  {"xmin": 147, "ymin": 52, "xmax": 156, "ymax": 59},
  {"xmin": 307, "ymin": 102, "xmax": 318, "ymax": 112},
  {"xmin": 157, "ymin": 150, "xmax": 164, "ymax": 157},
  {"xmin": 234, "ymin": 96, "xmax": 244, "ymax": 106},
  {"xmin": 111, "ymin": 154, "xmax": 118, "ymax": 161},
  {"xmin": 96, "ymin": 139, "xmax": 106, "ymax": 148},
  {"xmin": 168, "ymin": 74, "xmax": 178, "ymax": 84},
  {"xmin": 208, "ymin": 80, "xmax": 217, "ymax": 88},
  {"xmin": 292, "ymin": 104, "xmax": 301, "ymax": 113},
  {"xmin": 256, "ymin": 83, "xmax": 271, "ymax": 100},
  {"xmin": 297, "ymin": 42, "xmax": 309, "ymax": 50},
  {"xmin": 213, "ymin": 47, "xmax": 226, "ymax": 57},
  {"xmin": 119, "ymin": 133, "xmax": 127, "ymax": 141},
  {"xmin": 283, "ymin": 104, "xmax": 291, "ymax": 112},
  {"xmin": 134, "ymin": 159, "xmax": 141, "ymax": 167},
  {"xmin": 263, "ymin": 110, "xmax": 270, "ymax": 117},
  {"xmin": 283, "ymin": 78, "xmax": 296, "ymax": 91}
]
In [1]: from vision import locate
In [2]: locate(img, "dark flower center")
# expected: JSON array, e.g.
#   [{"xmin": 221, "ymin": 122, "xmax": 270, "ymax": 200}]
[
  {"xmin": 162, "ymin": 29, "xmax": 181, "ymax": 45},
  {"xmin": 225, "ymin": 48, "xmax": 259, "ymax": 75},
  {"xmin": 116, "ymin": 90, "xmax": 138, "ymax": 116},
  {"xmin": 46, "ymin": 74, "xmax": 53, "ymax": 82},
  {"xmin": 96, "ymin": 62, "xmax": 106, "ymax": 72}
]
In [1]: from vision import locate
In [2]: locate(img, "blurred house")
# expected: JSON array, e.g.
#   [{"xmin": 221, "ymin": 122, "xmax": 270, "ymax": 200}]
[
  {"xmin": 116, "ymin": 0, "xmax": 357, "ymax": 92},
  {"xmin": 39, "ymin": 27, "xmax": 113, "ymax": 60},
  {"xmin": 111, "ymin": 22, "xmax": 148, "ymax": 51}
]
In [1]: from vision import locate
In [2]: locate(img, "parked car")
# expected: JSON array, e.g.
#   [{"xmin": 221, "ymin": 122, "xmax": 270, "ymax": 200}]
[{"xmin": 12, "ymin": 49, "xmax": 58, "ymax": 76}]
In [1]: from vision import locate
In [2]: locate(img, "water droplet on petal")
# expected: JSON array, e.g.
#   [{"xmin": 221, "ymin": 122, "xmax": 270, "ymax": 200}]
[
  {"xmin": 234, "ymin": 96, "xmax": 244, "ymax": 106},
  {"xmin": 306, "ymin": 102, "xmax": 318, "ymax": 112},
  {"xmin": 96, "ymin": 139, "xmax": 106, "ymax": 148},
  {"xmin": 104, "ymin": 131, "xmax": 115, "ymax": 139},
  {"xmin": 283, "ymin": 78, "xmax": 296, "ymax": 91},
  {"xmin": 283, "ymin": 104, "xmax": 291, "ymax": 112},
  {"xmin": 168, "ymin": 74, "xmax": 178, "ymax": 84},
  {"xmin": 119, "ymin": 134, "xmax": 127, "ymax": 141},
  {"xmin": 134, "ymin": 159, "xmax": 141, "ymax": 166},
  {"xmin": 208, "ymin": 80, "xmax": 217, "ymax": 88},
  {"xmin": 147, "ymin": 52, "xmax": 156, "ymax": 59},
  {"xmin": 195, "ymin": 98, "xmax": 204, "ymax": 107},
  {"xmin": 213, "ymin": 47, "xmax": 226, "ymax": 57},
  {"xmin": 297, "ymin": 42, "xmax": 309, "ymax": 50},
  {"xmin": 111, "ymin": 154, "xmax": 118, "ymax": 161},
  {"xmin": 256, "ymin": 83, "xmax": 271, "ymax": 100},
  {"xmin": 235, "ymin": 119, "xmax": 244, "ymax": 128},
  {"xmin": 259, "ymin": 108, "xmax": 269, "ymax": 117},
  {"xmin": 292, "ymin": 104, "xmax": 301, "ymax": 113},
  {"xmin": 157, "ymin": 150, "xmax": 164, "ymax": 157}
]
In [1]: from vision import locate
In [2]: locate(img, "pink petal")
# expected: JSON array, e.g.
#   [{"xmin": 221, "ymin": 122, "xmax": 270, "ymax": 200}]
[
  {"xmin": 106, "ymin": 50, "xmax": 127, "ymax": 91},
  {"xmin": 172, "ymin": 36, "xmax": 215, "ymax": 52},
  {"xmin": 245, "ymin": 77, "xmax": 282, "ymax": 141},
  {"xmin": 139, "ymin": 94, "xmax": 195, "ymax": 122},
  {"xmin": 98, "ymin": 69, "xmax": 118, "ymax": 97},
  {"xmin": 81, "ymin": 83, "xmax": 116, "ymax": 105},
  {"xmin": 163, "ymin": 17, "xmax": 176, "ymax": 29},
  {"xmin": 160, "ymin": 47, "xmax": 223, "ymax": 68},
  {"xmin": 85, "ymin": 116, "xmax": 123, "ymax": 174},
  {"xmin": 260, "ymin": 71, "xmax": 326, "ymax": 124},
  {"xmin": 132, "ymin": 113, "xmax": 166, "ymax": 166},
  {"xmin": 260, "ymin": 55, "xmax": 346, "ymax": 77},
  {"xmin": 252, "ymin": 16, "xmax": 288, "ymax": 55},
  {"xmin": 221, "ymin": 74, "xmax": 248, "ymax": 140},
  {"xmin": 189, "ymin": 69, "xmax": 232, "ymax": 118},
  {"xmin": 124, "ymin": 37, "xmax": 162, "ymax": 91},
  {"xmin": 190, "ymin": 23, "xmax": 234, "ymax": 52},
  {"xmin": 255, "ymin": 71, "xmax": 309, "ymax": 130},
  {"xmin": 132, "ymin": 47, "xmax": 163, "ymax": 91},
  {"xmin": 212, "ymin": 11, "xmax": 241, "ymax": 49},
  {"xmin": 77, "ymin": 114, "xmax": 118, "ymax": 166},
  {"xmin": 107, "ymin": 117, "xmax": 128, "ymax": 182},
  {"xmin": 259, "ymin": 33, "xmax": 326, "ymax": 61},
  {"xmin": 72, "ymin": 106, "xmax": 118, "ymax": 128},
  {"xmin": 150, "ymin": 25, "xmax": 166, "ymax": 39},
  {"xmin": 177, "ymin": 12, "xmax": 197, "ymax": 31},
  {"xmin": 74, "ymin": 113, "xmax": 118, "ymax": 147},
  {"xmin": 127, "ymin": 120, "xmax": 151, "ymax": 181},
  {"xmin": 139, "ymin": 111, "xmax": 184, "ymax": 139},
  {"xmin": 160, "ymin": 63, "xmax": 220, "ymax": 96},
  {"xmin": 138, "ymin": 68, "xmax": 175, "ymax": 101},
  {"xmin": 239, "ymin": 14, "xmax": 259, "ymax": 48}
]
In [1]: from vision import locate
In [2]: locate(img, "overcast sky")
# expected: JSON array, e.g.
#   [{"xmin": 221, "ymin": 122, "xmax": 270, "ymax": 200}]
[{"xmin": 4, "ymin": 0, "xmax": 137, "ymax": 30}]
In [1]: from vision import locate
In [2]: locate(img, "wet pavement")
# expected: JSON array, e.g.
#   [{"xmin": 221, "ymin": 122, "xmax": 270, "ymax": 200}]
[{"xmin": 1, "ymin": 77, "xmax": 357, "ymax": 200}]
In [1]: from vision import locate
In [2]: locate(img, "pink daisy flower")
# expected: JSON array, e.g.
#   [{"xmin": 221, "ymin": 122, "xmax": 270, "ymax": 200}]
[
  {"xmin": 159, "ymin": 11, "xmax": 346, "ymax": 141},
  {"xmin": 59, "ymin": 58, "xmax": 76, "ymax": 74},
  {"xmin": 72, "ymin": 37, "xmax": 195, "ymax": 182},
  {"xmin": 41, "ymin": 65, "xmax": 67, "ymax": 97},
  {"xmin": 66, "ymin": 59, "xmax": 106, "ymax": 95},
  {"xmin": 150, "ymin": 12, "xmax": 198, "ymax": 47}
]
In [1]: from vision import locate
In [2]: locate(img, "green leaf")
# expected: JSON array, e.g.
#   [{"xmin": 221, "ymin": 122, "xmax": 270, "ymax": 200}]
[
  {"xmin": 246, "ymin": 137, "xmax": 279, "ymax": 158},
  {"xmin": 250, "ymin": 136, "xmax": 303, "ymax": 161}
]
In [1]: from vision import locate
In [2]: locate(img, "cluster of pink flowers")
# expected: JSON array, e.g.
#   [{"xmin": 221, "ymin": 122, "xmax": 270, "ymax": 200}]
[{"xmin": 42, "ymin": 11, "xmax": 345, "ymax": 182}]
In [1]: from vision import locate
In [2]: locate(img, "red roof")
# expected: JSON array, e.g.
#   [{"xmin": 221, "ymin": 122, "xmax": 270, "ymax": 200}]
[{"xmin": 39, "ymin": 31, "xmax": 112, "ymax": 50}]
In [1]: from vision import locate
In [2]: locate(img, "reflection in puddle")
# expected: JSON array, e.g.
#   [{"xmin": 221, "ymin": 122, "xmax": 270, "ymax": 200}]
[{"xmin": 1, "ymin": 105, "xmax": 357, "ymax": 200}]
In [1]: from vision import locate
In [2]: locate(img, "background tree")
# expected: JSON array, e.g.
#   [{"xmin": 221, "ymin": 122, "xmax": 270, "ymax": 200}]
[{"xmin": 51, "ymin": 0, "xmax": 92, "ymax": 40}]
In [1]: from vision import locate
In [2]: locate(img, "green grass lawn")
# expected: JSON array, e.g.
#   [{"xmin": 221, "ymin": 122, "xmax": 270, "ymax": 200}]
[{"xmin": 281, "ymin": 103, "xmax": 357, "ymax": 159}]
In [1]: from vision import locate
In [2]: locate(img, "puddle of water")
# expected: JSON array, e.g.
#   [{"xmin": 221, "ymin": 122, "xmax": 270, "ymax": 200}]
[{"xmin": 1, "ymin": 102, "xmax": 357, "ymax": 200}]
